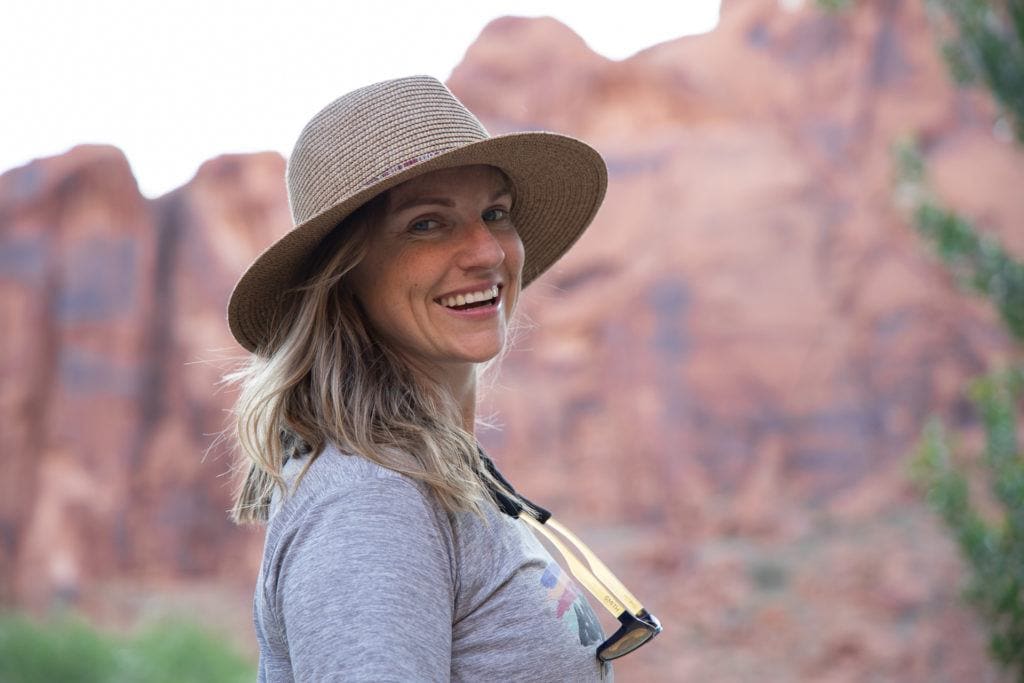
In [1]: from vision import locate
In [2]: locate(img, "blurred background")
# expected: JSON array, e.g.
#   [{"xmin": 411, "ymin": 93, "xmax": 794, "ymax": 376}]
[{"xmin": 2, "ymin": 0, "xmax": 1023, "ymax": 681}]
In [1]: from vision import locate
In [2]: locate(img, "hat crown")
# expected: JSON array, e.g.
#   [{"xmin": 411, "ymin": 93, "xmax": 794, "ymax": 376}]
[{"xmin": 286, "ymin": 76, "xmax": 490, "ymax": 225}]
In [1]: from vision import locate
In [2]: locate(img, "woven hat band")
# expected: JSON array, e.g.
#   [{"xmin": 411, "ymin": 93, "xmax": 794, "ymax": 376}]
[{"xmin": 286, "ymin": 77, "xmax": 490, "ymax": 224}]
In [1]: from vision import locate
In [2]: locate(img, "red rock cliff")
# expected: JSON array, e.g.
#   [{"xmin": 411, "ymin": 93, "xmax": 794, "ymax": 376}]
[{"xmin": 1, "ymin": 0, "xmax": 1021, "ymax": 679}]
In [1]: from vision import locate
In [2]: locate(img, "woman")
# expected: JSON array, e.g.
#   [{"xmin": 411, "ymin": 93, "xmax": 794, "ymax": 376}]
[{"xmin": 227, "ymin": 75, "xmax": 660, "ymax": 682}]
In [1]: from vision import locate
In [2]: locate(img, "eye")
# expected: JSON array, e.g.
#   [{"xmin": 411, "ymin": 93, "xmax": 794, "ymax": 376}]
[
  {"xmin": 483, "ymin": 207, "xmax": 511, "ymax": 223},
  {"xmin": 409, "ymin": 218, "xmax": 441, "ymax": 234}
]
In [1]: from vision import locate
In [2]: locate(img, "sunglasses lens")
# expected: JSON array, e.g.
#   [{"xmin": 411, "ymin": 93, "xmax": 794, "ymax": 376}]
[
  {"xmin": 597, "ymin": 611, "xmax": 661, "ymax": 662},
  {"xmin": 598, "ymin": 627, "xmax": 654, "ymax": 661}
]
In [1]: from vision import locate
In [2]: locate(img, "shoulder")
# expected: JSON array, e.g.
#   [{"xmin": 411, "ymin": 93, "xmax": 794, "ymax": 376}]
[
  {"xmin": 264, "ymin": 444, "xmax": 453, "ymax": 553},
  {"xmin": 271, "ymin": 444, "xmax": 427, "ymax": 516},
  {"xmin": 259, "ymin": 443, "xmax": 458, "ymax": 592},
  {"xmin": 255, "ymin": 448, "xmax": 462, "ymax": 678}
]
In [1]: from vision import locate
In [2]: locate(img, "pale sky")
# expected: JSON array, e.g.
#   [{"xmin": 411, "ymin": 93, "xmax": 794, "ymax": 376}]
[{"xmin": 1, "ymin": 0, "xmax": 720, "ymax": 198}]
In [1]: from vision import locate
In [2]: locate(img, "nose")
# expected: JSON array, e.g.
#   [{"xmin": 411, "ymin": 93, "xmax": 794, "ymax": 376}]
[{"xmin": 455, "ymin": 218, "xmax": 506, "ymax": 271}]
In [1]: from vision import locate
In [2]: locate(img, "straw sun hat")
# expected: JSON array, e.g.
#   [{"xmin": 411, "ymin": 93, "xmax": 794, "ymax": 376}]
[{"xmin": 227, "ymin": 75, "xmax": 608, "ymax": 354}]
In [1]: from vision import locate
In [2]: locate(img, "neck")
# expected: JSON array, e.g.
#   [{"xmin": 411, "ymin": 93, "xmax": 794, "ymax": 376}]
[
  {"xmin": 453, "ymin": 372, "xmax": 478, "ymax": 433},
  {"xmin": 409, "ymin": 359, "xmax": 479, "ymax": 433}
]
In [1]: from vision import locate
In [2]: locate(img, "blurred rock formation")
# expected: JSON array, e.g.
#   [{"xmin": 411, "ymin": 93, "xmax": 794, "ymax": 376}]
[{"xmin": 2, "ymin": 0, "xmax": 1021, "ymax": 679}]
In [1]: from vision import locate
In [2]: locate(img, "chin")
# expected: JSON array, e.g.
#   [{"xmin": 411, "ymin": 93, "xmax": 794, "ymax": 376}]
[
  {"xmin": 457, "ymin": 341, "xmax": 506, "ymax": 365},
  {"xmin": 451, "ymin": 333, "xmax": 507, "ymax": 363},
  {"xmin": 463, "ymin": 348, "xmax": 504, "ymax": 364}
]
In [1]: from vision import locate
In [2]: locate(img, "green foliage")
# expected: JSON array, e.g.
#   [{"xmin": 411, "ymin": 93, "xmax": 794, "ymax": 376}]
[
  {"xmin": 896, "ymin": 137, "xmax": 1024, "ymax": 679},
  {"xmin": 817, "ymin": 0, "xmax": 1024, "ymax": 141},
  {"xmin": 119, "ymin": 619, "xmax": 256, "ymax": 683},
  {"xmin": 894, "ymin": 141, "xmax": 1024, "ymax": 342},
  {"xmin": 928, "ymin": 0, "xmax": 1024, "ymax": 143},
  {"xmin": 911, "ymin": 371, "xmax": 1024, "ymax": 677},
  {"xmin": 0, "ymin": 614, "xmax": 119, "ymax": 683},
  {"xmin": 816, "ymin": 0, "xmax": 1024, "ymax": 676},
  {"xmin": 0, "ymin": 613, "xmax": 255, "ymax": 683}
]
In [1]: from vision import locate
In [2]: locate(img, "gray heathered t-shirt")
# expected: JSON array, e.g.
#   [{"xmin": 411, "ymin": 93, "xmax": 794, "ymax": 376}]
[{"xmin": 253, "ymin": 444, "xmax": 613, "ymax": 682}]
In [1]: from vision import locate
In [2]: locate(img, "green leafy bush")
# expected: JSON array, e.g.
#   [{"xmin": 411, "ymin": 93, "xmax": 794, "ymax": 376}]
[
  {"xmin": 816, "ymin": 0, "xmax": 1024, "ymax": 674},
  {"xmin": 897, "ymin": 135, "xmax": 1024, "ymax": 681},
  {"xmin": 0, "ymin": 614, "xmax": 118, "ymax": 683},
  {"xmin": 912, "ymin": 370, "xmax": 1024, "ymax": 676},
  {"xmin": 0, "ymin": 613, "xmax": 255, "ymax": 683}
]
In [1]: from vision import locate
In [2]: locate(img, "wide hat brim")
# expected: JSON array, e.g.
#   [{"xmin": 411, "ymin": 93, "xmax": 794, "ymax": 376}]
[{"xmin": 229, "ymin": 133, "xmax": 606, "ymax": 354}]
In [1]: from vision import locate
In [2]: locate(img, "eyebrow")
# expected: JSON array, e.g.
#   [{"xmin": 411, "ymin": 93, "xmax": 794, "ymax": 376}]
[{"xmin": 390, "ymin": 187, "xmax": 513, "ymax": 215}]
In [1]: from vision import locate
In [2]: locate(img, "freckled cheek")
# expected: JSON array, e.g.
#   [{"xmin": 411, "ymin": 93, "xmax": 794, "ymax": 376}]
[
  {"xmin": 388, "ymin": 272, "xmax": 431, "ymax": 313},
  {"xmin": 396, "ymin": 253, "xmax": 442, "ymax": 301}
]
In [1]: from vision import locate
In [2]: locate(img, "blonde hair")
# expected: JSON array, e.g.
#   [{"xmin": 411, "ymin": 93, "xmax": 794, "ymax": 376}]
[{"xmin": 228, "ymin": 193, "xmax": 513, "ymax": 524}]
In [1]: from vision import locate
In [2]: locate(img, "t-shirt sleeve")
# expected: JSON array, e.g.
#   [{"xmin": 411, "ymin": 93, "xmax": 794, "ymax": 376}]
[{"xmin": 269, "ymin": 477, "xmax": 455, "ymax": 682}]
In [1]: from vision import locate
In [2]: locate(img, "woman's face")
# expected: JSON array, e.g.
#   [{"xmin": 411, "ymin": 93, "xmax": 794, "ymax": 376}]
[{"xmin": 349, "ymin": 164, "xmax": 524, "ymax": 377}]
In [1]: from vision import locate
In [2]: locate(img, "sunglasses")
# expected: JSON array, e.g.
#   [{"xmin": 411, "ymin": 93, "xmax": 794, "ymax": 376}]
[{"xmin": 481, "ymin": 453, "xmax": 663, "ymax": 662}]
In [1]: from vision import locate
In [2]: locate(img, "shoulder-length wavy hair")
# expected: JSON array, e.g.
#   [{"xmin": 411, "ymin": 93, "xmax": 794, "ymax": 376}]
[{"xmin": 228, "ymin": 191, "xmax": 513, "ymax": 524}]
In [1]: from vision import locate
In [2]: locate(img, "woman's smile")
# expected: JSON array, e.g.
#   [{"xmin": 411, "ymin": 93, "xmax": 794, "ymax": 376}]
[{"xmin": 436, "ymin": 283, "xmax": 501, "ymax": 310}]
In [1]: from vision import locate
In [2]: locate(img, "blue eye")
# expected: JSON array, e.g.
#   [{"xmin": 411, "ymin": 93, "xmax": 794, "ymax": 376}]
[
  {"xmin": 409, "ymin": 218, "xmax": 440, "ymax": 233},
  {"xmin": 483, "ymin": 207, "xmax": 510, "ymax": 222}
]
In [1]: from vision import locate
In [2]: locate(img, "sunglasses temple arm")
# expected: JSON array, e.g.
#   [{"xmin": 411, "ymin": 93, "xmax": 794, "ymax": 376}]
[
  {"xmin": 539, "ymin": 517, "xmax": 647, "ymax": 617},
  {"xmin": 480, "ymin": 450, "xmax": 649, "ymax": 619},
  {"xmin": 519, "ymin": 514, "xmax": 629, "ymax": 619}
]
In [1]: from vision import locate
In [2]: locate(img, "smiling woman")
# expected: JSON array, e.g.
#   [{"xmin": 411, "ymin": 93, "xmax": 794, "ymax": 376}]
[{"xmin": 225, "ymin": 75, "xmax": 660, "ymax": 682}]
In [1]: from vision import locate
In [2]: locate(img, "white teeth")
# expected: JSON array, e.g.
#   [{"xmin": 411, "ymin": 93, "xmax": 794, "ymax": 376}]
[{"xmin": 441, "ymin": 285, "xmax": 499, "ymax": 308}]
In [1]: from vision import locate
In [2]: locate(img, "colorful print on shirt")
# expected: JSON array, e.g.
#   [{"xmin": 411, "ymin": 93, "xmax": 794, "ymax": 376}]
[{"xmin": 540, "ymin": 560, "xmax": 603, "ymax": 646}]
